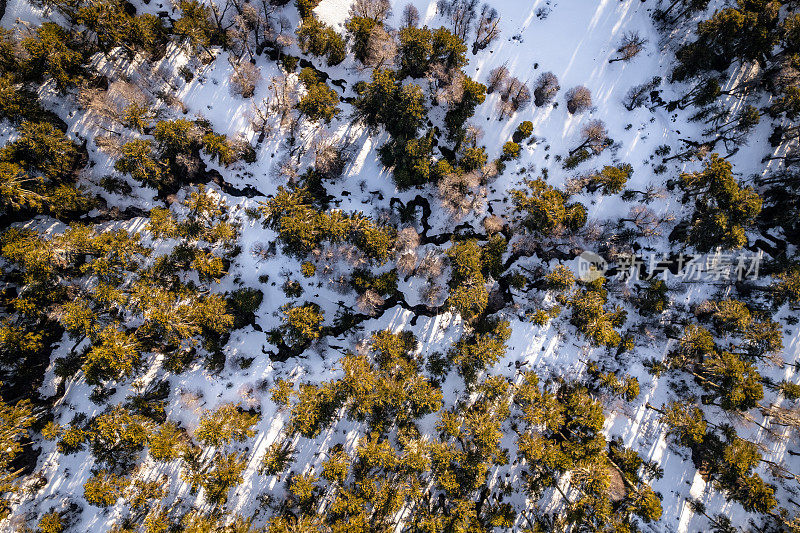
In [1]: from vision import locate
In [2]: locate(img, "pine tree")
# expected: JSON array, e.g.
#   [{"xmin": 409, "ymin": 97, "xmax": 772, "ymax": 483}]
[
  {"xmin": 202, "ymin": 132, "xmax": 240, "ymax": 166},
  {"xmin": 148, "ymin": 421, "xmax": 186, "ymax": 462},
  {"xmin": 173, "ymin": 0, "xmax": 216, "ymax": 54},
  {"xmin": 83, "ymin": 470, "xmax": 128, "ymax": 507},
  {"xmin": 588, "ymin": 163, "xmax": 632, "ymax": 195},
  {"xmin": 82, "ymin": 325, "xmax": 140, "ymax": 385},
  {"xmin": 195, "ymin": 403, "xmax": 259, "ymax": 447},
  {"xmin": 510, "ymin": 178, "xmax": 587, "ymax": 236},
  {"xmin": 296, "ymin": 17, "xmax": 346, "ymax": 66},
  {"xmin": 280, "ymin": 303, "xmax": 324, "ymax": 346},
  {"xmin": 202, "ymin": 452, "xmax": 247, "ymax": 505},
  {"xmin": 378, "ymin": 133, "xmax": 434, "ymax": 188},
  {"xmin": 0, "ymin": 398, "xmax": 33, "ymax": 520},
  {"xmin": 398, "ymin": 26, "xmax": 433, "ymax": 78},
  {"xmin": 296, "ymin": 69, "xmax": 341, "ymax": 124},
  {"xmin": 2, "ymin": 121, "xmax": 79, "ymax": 182},
  {"xmin": 445, "ymin": 240, "xmax": 488, "ymax": 321},
  {"xmin": 345, "ymin": 16, "xmax": 379, "ymax": 63},
  {"xmin": 295, "ymin": 0, "xmax": 322, "ymax": 19},
  {"xmin": 679, "ymin": 154, "xmax": 761, "ymax": 251},
  {"xmin": 152, "ymin": 119, "xmax": 201, "ymax": 157},
  {"xmin": 38, "ymin": 510, "xmax": 65, "ymax": 533},
  {"xmin": 661, "ymin": 401, "xmax": 707, "ymax": 447},
  {"xmin": 115, "ymin": 139, "xmax": 165, "ymax": 189},
  {"xmin": 21, "ymin": 23, "xmax": 84, "ymax": 92},
  {"xmin": 449, "ymin": 318, "xmax": 510, "ymax": 383}
]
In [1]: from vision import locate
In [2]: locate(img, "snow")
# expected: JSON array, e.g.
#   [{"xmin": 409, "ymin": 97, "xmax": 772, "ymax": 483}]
[{"xmin": 2, "ymin": 0, "xmax": 800, "ymax": 531}]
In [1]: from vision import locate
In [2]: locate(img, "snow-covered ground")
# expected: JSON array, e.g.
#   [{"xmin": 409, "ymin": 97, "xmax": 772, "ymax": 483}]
[{"xmin": 2, "ymin": 0, "xmax": 799, "ymax": 531}]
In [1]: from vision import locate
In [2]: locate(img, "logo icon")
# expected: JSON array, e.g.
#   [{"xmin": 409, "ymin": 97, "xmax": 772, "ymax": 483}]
[{"xmin": 576, "ymin": 251, "xmax": 608, "ymax": 282}]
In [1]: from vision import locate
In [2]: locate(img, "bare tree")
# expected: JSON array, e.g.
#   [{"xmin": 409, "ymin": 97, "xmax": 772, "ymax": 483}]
[
  {"xmin": 498, "ymin": 77, "xmax": 531, "ymax": 118},
  {"xmin": 363, "ymin": 25, "xmax": 397, "ymax": 70},
  {"xmin": 623, "ymin": 183, "xmax": 667, "ymax": 204},
  {"xmin": 206, "ymin": 0, "xmax": 237, "ymax": 34},
  {"xmin": 419, "ymin": 281, "xmax": 445, "ymax": 307},
  {"xmin": 486, "ymin": 64, "xmax": 509, "ymax": 94},
  {"xmin": 249, "ymin": 99, "xmax": 273, "ymax": 143},
  {"xmin": 436, "ymin": 70, "xmax": 466, "ymax": 106},
  {"xmin": 401, "ymin": 4, "xmax": 420, "ymax": 28},
  {"xmin": 417, "ymin": 251, "xmax": 444, "ymax": 279},
  {"xmin": 497, "ymin": 99, "xmax": 515, "ymax": 120},
  {"xmin": 483, "ymin": 215, "xmax": 504, "ymax": 234},
  {"xmin": 478, "ymin": 160, "xmax": 499, "ymax": 183},
  {"xmin": 227, "ymin": 3, "xmax": 273, "ymax": 63},
  {"xmin": 565, "ymin": 85, "xmax": 592, "ymax": 114},
  {"xmin": 230, "ymin": 61, "xmax": 261, "ymax": 98},
  {"xmin": 357, "ymin": 289, "xmax": 385, "ymax": 316},
  {"xmin": 94, "ymin": 135, "xmax": 124, "ymax": 156},
  {"xmin": 79, "ymin": 81, "xmax": 155, "ymax": 132},
  {"xmin": 437, "ymin": 0, "xmax": 479, "ymax": 40},
  {"xmin": 610, "ymin": 31, "xmax": 647, "ymax": 63},
  {"xmin": 271, "ymin": 15, "xmax": 295, "ymax": 57},
  {"xmin": 397, "ymin": 252, "xmax": 418, "ymax": 276},
  {"xmin": 623, "ymin": 77, "xmax": 660, "ymax": 111},
  {"xmin": 472, "ymin": 4, "xmax": 500, "ymax": 54},
  {"xmin": 499, "ymin": 76, "xmax": 521, "ymax": 102},
  {"xmin": 463, "ymin": 123, "xmax": 484, "ymax": 146},
  {"xmin": 534, "ymin": 71, "xmax": 560, "ymax": 106},
  {"xmin": 396, "ymin": 227, "xmax": 421, "ymax": 252},
  {"xmin": 623, "ymin": 205, "xmax": 675, "ymax": 238},
  {"xmin": 268, "ymin": 74, "xmax": 299, "ymax": 130},
  {"xmin": 437, "ymin": 169, "xmax": 485, "ymax": 218},
  {"xmin": 351, "ymin": 0, "xmax": 392, "ymax": 21},
  {"xmin": 312, "ymin": 135, "xmax": 350, "ymax": 180},
  {"xmin": 511, "ymin": 81, "xmax": 532, "ymax": 112},
  {"xmin": 570, "ymin": 119, "xmax": 609, "ymax": 155}
]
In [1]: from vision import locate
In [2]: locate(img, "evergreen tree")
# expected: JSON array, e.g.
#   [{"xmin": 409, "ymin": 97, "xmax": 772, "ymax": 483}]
[
  {"xmin": 82, "ymin": 325, "xmax": 140, "ymax": 385},
  {"xmin": 445, "ymin": 239, "xmax": 488, "ymax": 321},
  {"xmin": 296, "ymin": 68, "xmax": 341, "ymax": 123},
  {"xmin": 83, "ymin": 470, "xmax": 128, "ymax": 507},
  {"xmin": 398, "ymin": 26, "xmax": 433, "ymax": 78},
  {"xmin": 444, "ymin": 76, "xmax": 486, "ymax": 140},
  {"xmin": 152, "ymin": 119, "xmax": 201, "ymax": 157},
  {"xmin": 587, "ymin": 163, "xmax": 632, "ymax": 195},
  {"xmin": 21, "ymin": 23, "xmax": 84, "ymax": 92},
  {"xmin": 280, "ymin": 302, "xmax": 324, "ymax": 346},
  {"xmin": 0, "ymin": 398, "xmax": 33, "ymax": 520},
  {"xmin": 195, "ymin": 403, "xmax": 259, "ymax": 447},
  {"xmin": 296, "ymin": 0, "xmax": 322, "ymax": 19},
  {"xmin": 115, "ymin": 139, "xmax": 165, "ymax": 189},
  {"xmin": 449, "ymin": 318, "xmax": 511, "ymax": 383},
  {"xmin": 672, "ymin": 2, "xmax": 780, "ymax": 81},
  {"xmin": 510, "ymin": 178, "xmax": 587, "ymax": 236},
  {"xmin": 345, "ymin": 16, "xmax": 378, "ymax": 63},
  {"xmin": 173, "ymin": 0, "xmax": 216, "ymax": 54},
  {"xmin": 679, "ymin": 154, "xmax": 761, "ymax": 251},
  {"xmin": 378, "ymin": 132, "xmax": 434, "ymax": 188},
  {"xmin": 297, "ymin": 17, "xmax": 346, "ymax": 66}
]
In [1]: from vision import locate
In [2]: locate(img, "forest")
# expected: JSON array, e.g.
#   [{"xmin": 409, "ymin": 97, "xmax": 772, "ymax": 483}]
[{"xmin": 1, "ymin": 0, "xmax": 800, "ymax": 531}]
